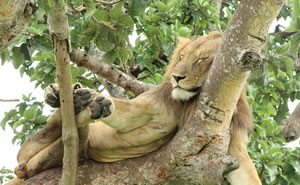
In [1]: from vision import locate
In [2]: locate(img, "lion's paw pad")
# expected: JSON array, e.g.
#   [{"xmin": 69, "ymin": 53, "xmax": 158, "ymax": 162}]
[
  {"xmin": 73, "ymin": 89, "xmax": 93, "ymax": 114},
  {"xmin": 89, "ymin": 96, "xmax": 114, "ymax": 119}
]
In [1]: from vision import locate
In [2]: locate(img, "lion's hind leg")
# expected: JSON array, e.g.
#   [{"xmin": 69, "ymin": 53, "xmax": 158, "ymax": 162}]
[
  {"xmin": 25, "ymin": 138, "xmax": 64, "ymax": 177},
  {"xmin": 14, "ymin": 110, "xmax": 63, "ymax": 178},
  {"xmin": 14, "ymin": 84, "xmax": 64, "ymax": 179},
  {"xmin": 227, "ymin": 129, "xmax": 262, "ymax": 185}
]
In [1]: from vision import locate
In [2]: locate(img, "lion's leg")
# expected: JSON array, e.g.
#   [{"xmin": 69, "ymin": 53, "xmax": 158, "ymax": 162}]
[
  {"xmin": 25, "ymin": 138, "xmax": 63, "ymax": 177},
  {"xmin": 17, "ymin": 110, "xmax": 62, "ymax": 163},
  {"xmin": 227, "ymin": 130, "xmax": 262, "ymax": 185},
  {"xmin": 14, "ymin": 109, "xmax": 62, "ymax": 179},
  {"xmin": 5, "ymin": 177, "xmax": 24, "ymax": 185}
]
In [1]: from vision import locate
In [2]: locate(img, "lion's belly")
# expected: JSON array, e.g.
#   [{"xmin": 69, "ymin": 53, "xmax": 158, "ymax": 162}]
[
  {"xmin": 88, "ymin": 134, "xmax": 172, "ymax": 162},
  {"xmin": 87, "ymin": 121, "xmax": 176, "ymax": 162}
]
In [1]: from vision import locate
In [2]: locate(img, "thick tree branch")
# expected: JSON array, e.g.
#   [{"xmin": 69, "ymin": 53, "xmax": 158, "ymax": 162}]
[
  {"xmin": 0, "ymin": 0, "xmax": 36, "ymax": 53},
  {"xmin": 70, "ymin": 49, "xmax": 154, "ymax": 96},
  {"xmin": 48, "ymin": 1, "xmax": 78, "ymax": 184},
  {"xmin": 280, "ymin": 103, "xmax": 300, "ymax": 141},
  {"xmin": 96, "ymin": 76, "xmax": 128, "ymax": 99}
]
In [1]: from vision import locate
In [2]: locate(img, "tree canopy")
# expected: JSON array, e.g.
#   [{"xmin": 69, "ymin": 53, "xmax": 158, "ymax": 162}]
[{"xmin": 0, "ymin": 0, "xmax": 299, "ymax": 184}]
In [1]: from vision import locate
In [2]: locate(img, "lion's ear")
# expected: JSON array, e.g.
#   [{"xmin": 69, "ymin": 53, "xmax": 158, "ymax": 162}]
[{"xmin": 177, "ymin": 37, "xmax": 191, "ymax": 47}]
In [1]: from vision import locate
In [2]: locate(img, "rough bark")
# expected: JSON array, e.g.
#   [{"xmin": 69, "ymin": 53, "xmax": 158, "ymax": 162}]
[
  {"xmin": 22, "ymin": 0, "xmax": 284, "ymax": 184},
  {"xmin": 70, "ymin": 49, "xmax": 154, "ymax": 96},
  {"xmin": 0, "ymin": 0, "xmax": 36, "ymax": 53},
  {"xmin": 48, "ymin": 1, "xmax": 78, "ymax": 185},
  {"xmin": 280, "ymin": 103, "xmax": 300, "ymax": 141},
  {"xmin": 97, "ymin": 76, "xmax": 128, "ymax": 99}
]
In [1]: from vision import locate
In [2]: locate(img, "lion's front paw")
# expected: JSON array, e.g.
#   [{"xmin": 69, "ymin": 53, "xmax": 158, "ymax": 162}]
[
  {"xmin": 14, "ymin": 160, "xmax": 27, "ymax": 179},
  {"xmin": 73, "ymin": 88, "xmax": 95, "ymax": 114},
  {"xmin": 44, "ymin": 84, "xmax": 60, "ymax": 108},
  {"xmin": 89, "ymin": 96, "xmax": 115, "ymax": 119}
]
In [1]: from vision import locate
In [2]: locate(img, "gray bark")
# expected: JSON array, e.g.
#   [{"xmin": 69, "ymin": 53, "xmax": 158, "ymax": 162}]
[
  {"xmin": 70, "ymin": 49, "xmax": 155, "ymax": 96},
  {"xmin": 0, "ymin": 0, "xmax": 36, "ymax": 53},
  {"xmin": 49, "ymin": 0, "xmax": 79, "ymax": 184}
]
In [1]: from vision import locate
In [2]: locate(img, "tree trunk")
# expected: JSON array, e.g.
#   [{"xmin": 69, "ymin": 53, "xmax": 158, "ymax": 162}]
[
  {"xmin": 48, "ymin": 1, "xmax": 78, "ymax": 184},
  {"xmin": 21, "ymin": 0, "xmax": 284, "ymax": 184},
  {"xmin": 0, "ymin": 0, "xmax": 36, "ymax": 53}
]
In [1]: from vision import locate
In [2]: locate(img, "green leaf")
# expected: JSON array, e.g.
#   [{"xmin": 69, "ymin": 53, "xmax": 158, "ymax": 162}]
[
  {"xmin": 12, "ymin": 120, "xmax": 23, "ymax": 130},
  {"xmin": 275, "ymin": 41, "xmax": 290, "ymax": 55},
  {"xmin": 155, "ymin": 73, "xmax": 163, "ymax": 83},
  {"xmin": 118, "ymin": 15, "xmax": 134, "ymax": 29},
  {"xmin": 38, "ymin": 0, "xmax": 53, "ymax": 13},
  {"xmin": 266, "ymin": 165, "xmax": 279, "ymax": 182},
  {"xmin": 280, "ymin": 55, "xmax": 295, "ymax": 76},
  {"xmin": 118, "ymin": 47, "xmax": 129, "ymax": 60},
  {"xmin": 111, "ymin": 2, "xmax": 124, "ymax": 20},
  {"xmin": 285, "ymin": 0, "xmax": 300, "ymax": 32},
  {"xmin": 103, "ymin": 51, "xmax": 117, "ymax": 63},
  {"xmin": 266, "ymin": 103, "xmax": 277, "ymax": 116},
  {"xmin": 93, "ymin": 8, "xmax": 110, "ymax": 22},
  {"xmin": 270, "ymin": 80, "xmax": 285, "ymax": 90},
  {"xmin": 128, "ymin": 0, "xmax": 147, "ymax": 16},
  {"xmin": 24, "ymin": 108, "xmax": 37, "ymax": 121},
  {"xmin": 178, "ymin": 27, "xmax": 191, "ymax": 37},
  {"xmin": 71, "ymin": 0, "xmax": 82, "ymax": 6},
  {"xmin": 157, "ymin": 1, "xmax": 167, "ymax": 12},
  {"xmin": 96, "ymin": 38, "xmax": 115, "ymax": 52},
  {"xmin": 255, "ymin": 124, "xmax": 266, "ymax": 137},
  {"xmin": 289, "ymin": 160, "xmax": 300, "ymax": 174},
  {"xmin": 83, "ymin": 0, "xmax": 96, "ymax": 17},
  {"xmin": 35, "ymin": 115, "xmax": 48, "ymax": 124},
  {"xmin": 225, "ymin": 7, "xmax": 232, "ymax": 22},
  {"xmin": 11, "ymin": 47, "xmax": 25, "ymax": 69},
  {"xmin": 1, "ymin": 49, "xmax": 9, "ymax": 65},
  {"xmin": 290, "ymin": 32, "xmax": 300, "ymax": 58}
]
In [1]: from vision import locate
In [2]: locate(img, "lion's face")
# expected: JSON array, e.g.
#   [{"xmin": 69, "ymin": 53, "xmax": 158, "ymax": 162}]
[{"xmin": 167, "ymin": 32, "xmax": 222, "ymax": 101}]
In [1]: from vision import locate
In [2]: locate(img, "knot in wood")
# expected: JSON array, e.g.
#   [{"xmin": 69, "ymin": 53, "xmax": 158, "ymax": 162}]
[{"xmin": 240, "ymin": 51, "xmax": 261, "ymax": 71}]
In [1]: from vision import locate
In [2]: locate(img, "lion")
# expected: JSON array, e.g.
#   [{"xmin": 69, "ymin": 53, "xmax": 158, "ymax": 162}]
[{"xmin": 8, "ymin": 31, "xmax": 261, "ymax": 185}]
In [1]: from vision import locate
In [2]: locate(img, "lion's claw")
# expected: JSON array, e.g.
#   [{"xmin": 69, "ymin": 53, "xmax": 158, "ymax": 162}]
[{"xmin": 89, "ymin": 96, "xmax": 114, "ymax": 119}]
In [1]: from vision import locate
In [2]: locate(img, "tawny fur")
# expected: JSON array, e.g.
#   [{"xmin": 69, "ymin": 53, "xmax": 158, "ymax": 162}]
[{"xmin": 8, "ymin": 32, "xmax": 261, "ymax": 185}]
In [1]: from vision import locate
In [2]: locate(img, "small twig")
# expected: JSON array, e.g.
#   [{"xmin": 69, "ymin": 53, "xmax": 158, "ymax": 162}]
[
  {"xmin": 259, "ymin": 162, "xmax": 265, "ymax": 178},
  {"xmin": 91, "ymin": 16, "xmax": 117, "ymax": 31},
  {"xmin": 137, "ymin": 72, "xmax": 151, "ymax": 80},
  {"xmin": 70, "ymin": 3, "xmax": 86, "ymax": 13},
  {"xmin": 270, "ymin": 31, "xmax": 296, "ymax": 39},
  {"xmin": 0, "ymin": 99, "xmax": 20, "ymax": 102},
  {"xmin": 95, "ymin": 0, "xmax": 122, "ymax": 6}
]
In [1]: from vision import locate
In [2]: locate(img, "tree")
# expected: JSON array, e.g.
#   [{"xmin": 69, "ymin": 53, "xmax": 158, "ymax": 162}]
[{"xmin": 1, "ymin": 0, "xmax": 299, "ymax": 184}]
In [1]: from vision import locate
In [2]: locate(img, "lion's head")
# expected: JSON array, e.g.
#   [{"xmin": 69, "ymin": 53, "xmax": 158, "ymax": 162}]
[{"xmin": 165, "ymin": 31, "xmax": 222, "ymax": 101}]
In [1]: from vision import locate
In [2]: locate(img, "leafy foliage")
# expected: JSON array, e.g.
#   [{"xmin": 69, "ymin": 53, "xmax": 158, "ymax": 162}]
[
  {"xmin": 0, "ymin": 0, "xmax": 299, "ymax": 184},
  {"xmin": 0, "ymin": 167, "xmax": 14, "ymax": 184},
  {"xmin": 1, "ymin": 94, "xmax": 48, "ymax": 145}
]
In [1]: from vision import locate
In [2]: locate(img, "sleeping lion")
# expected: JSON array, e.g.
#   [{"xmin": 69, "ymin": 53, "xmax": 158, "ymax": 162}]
[{"xmin": 9, "ymin": 32, "xmax": 261, "ymax": 185}]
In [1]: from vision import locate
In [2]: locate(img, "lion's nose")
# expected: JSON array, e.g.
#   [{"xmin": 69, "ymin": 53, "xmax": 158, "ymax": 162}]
[{"xmin": 172, "ymin": 75, "xmax": 186, "ymax": 83}]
